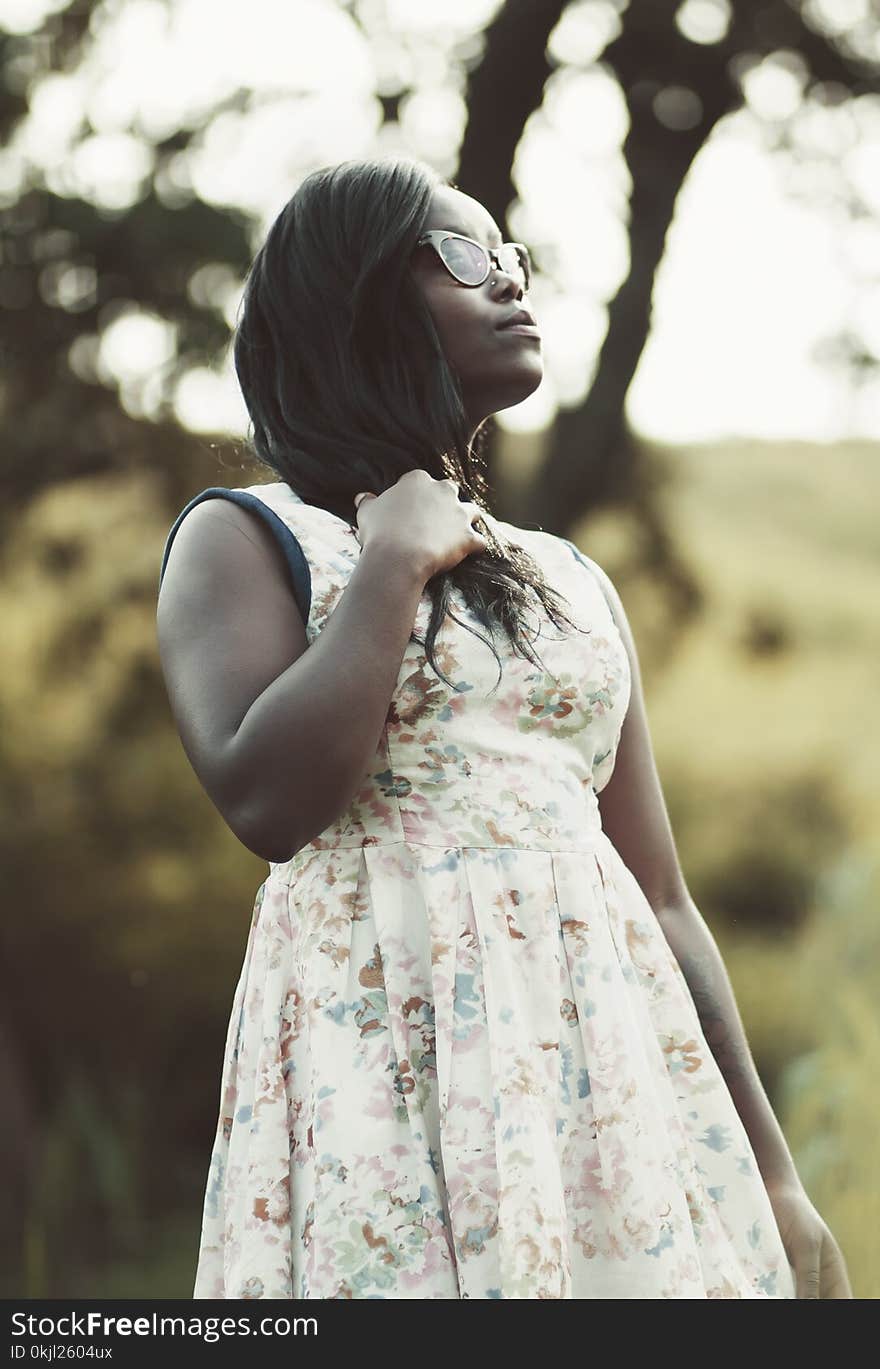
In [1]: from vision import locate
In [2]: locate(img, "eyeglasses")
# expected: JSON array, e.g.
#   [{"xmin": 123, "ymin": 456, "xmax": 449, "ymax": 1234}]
[{"xmin": 416, "ymin": 230, "xmax": 531, "ymax": 293}]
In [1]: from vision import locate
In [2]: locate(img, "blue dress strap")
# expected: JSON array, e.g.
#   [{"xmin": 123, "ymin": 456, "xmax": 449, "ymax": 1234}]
[{"xmin": 158, "ymin": 487, "xmax": 312, "ymax": 625}]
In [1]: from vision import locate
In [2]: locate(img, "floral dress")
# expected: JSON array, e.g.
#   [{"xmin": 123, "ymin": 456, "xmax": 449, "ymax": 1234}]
[{"xmin": 159, "ymin": 480, "xmax": 796, "ymax": 1300}]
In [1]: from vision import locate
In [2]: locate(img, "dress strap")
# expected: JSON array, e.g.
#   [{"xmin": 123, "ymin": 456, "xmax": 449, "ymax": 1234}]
[{"xmin": 158, "ymin": 487, "xmax": 312, "ymax": 625}]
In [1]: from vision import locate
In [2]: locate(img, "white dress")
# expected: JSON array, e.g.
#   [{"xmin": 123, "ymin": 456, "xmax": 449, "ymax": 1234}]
[{"xmin": 159, "ymin": 481, "xmax": 796, "ymax": 1299}]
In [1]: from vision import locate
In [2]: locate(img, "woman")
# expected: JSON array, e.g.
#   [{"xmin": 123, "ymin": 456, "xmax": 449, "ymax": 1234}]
[{"xmin": 156, "ymin": 157, "xmax": 850, "ymax": 1299}]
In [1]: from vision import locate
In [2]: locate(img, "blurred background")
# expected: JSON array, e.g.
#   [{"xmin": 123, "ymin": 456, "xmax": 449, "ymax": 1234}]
[{"xmin": 1, "ymin": 0, "xmax": 878, "ymax": 1298}]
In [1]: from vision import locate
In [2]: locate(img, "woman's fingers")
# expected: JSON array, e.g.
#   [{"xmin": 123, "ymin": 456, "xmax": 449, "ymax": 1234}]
[
  {"xmin": 792, "ymin": 1237, "xmax": 822, "ymax": 1299},
  {"xmin": 795, "ymin": 1229, "xmax": 853, "ymax": 1299},
  {"xmin": 820, "ymin": 1237, "xmax": 854, "ymax": 1298}
]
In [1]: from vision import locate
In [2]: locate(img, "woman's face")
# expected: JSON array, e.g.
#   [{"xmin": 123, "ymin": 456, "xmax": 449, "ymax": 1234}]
[{"xmin": 410, "ymin": 185, "xmax": 543, "ymax": 433}]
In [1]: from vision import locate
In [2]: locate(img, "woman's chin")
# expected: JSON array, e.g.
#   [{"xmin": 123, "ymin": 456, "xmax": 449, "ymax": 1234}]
[
  {"xmin": 468, "ymin": 368, "xmax": 544, "ymax": 424},
  {"xmin": 499, "ymin": 366, "xmax": 545, "ymax": 412}
]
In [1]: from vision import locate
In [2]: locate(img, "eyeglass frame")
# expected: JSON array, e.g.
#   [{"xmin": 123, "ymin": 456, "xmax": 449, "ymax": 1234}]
[{"xmin": 415, "ymin": 230, "xmax": 532, "ymax": 292}]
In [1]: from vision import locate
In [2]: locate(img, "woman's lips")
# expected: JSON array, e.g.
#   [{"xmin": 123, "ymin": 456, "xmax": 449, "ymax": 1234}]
[
  {"xmin": 497, "ymin": 307, "xmax": 537, "ymax": 329},
  {"xmin": 496, "ymin": 307, "xmax": 540, "ymax": 338}
]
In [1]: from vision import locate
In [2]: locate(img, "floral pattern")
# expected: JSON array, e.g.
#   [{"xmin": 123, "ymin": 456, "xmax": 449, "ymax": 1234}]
[{"xmin": 180, "ymin": 481, "xmax": 795, "ymax": 1300}]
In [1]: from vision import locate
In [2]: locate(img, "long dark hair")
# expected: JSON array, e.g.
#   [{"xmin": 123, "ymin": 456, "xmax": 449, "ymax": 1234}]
[{"xmin": 233, "ymin": 156, "xmax": 586, "ymax": 686}]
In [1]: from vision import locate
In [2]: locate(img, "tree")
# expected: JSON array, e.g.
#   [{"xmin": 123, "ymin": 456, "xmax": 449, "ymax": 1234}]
[{"xmin": 457, "ymin": 0, "xmax": 880, "ymax": 607}]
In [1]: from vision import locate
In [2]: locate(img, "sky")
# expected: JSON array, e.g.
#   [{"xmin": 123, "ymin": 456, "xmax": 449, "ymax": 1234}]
[{"xmin": 4, "ymin": 0, "xmax": 880, "ymax": 444}]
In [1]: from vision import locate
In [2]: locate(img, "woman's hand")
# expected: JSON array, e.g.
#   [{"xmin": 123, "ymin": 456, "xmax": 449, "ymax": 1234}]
[
  {"xmin": 352, "ymin": 469, "xmax": 488, "ymax": 581},
  {"xmin": 766, "ymin": 1180, "xmax": 853, "ymax": 1298}
]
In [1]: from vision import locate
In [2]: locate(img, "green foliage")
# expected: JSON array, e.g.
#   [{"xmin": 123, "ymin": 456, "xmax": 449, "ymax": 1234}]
[
  {"xmin": 666, "ymin": 769, "xmax": 849, "ymax": 936},
  {"xmin": 0, "ymin": 473, "xmax": 268, "ymax": 1296},
  {"xmin": 722, "ymin": 852, "xmax": 880, "ymax": 1297}
]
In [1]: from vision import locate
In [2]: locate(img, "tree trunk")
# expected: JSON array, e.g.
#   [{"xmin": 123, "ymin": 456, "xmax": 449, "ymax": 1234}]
[
  {"xmin": 456, "ymin": 0, "xmax": 568, "ymax": 235},
  {"xmin": 529, "ymin": 7, "xmax": 739, "ymax": 534}
]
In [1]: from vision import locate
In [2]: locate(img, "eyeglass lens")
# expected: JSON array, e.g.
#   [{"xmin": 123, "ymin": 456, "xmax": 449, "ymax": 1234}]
[
  {"xmin": 439, "ymin": 236, "xmax": 529, "ymax": 290},
  {"xmin": 496, "ymin": 244, "xmax": 529, "ymax": 289},
  {"xmin": 438, "ymin": 237, "xmax": 486, "ymax": 285}
]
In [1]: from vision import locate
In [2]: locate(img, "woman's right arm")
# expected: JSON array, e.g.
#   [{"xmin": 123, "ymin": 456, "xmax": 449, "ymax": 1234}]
[{"xmin": 156, "ymin": 472, "xmax": 486, "ymax": 863}]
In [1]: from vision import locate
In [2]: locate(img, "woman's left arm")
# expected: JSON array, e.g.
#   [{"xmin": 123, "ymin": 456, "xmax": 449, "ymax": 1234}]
[{"xmin": 580, "ymin": 551, "xmax": 852, "ymax": 1299}]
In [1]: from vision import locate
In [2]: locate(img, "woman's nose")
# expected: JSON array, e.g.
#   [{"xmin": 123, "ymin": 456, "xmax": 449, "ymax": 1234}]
[{"xmin": 489, "ymin": 269, "xmax": 523, "ymax": 302}]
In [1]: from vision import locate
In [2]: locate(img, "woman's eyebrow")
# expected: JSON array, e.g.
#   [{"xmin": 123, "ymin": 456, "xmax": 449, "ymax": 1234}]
[
  {"xmin": 475, "ymin": 225, "xmax": 503, "ymax": 246},
  {"xmin": 439, "ymin": 224, "xmax": 503, "ymax": 245}
]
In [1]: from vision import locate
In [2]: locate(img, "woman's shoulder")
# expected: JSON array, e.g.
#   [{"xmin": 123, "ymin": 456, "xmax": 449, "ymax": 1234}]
[
  {"xmin": 158, "ymin": 481, "xmax": 325, "ymax": 628},
  {"xmin": 485, "ymin": 509, "xmax": 621, "ymax": 627},
  {"xmin": 485, "ymin": 509, "xmax": 602, "ymax": 580}
]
